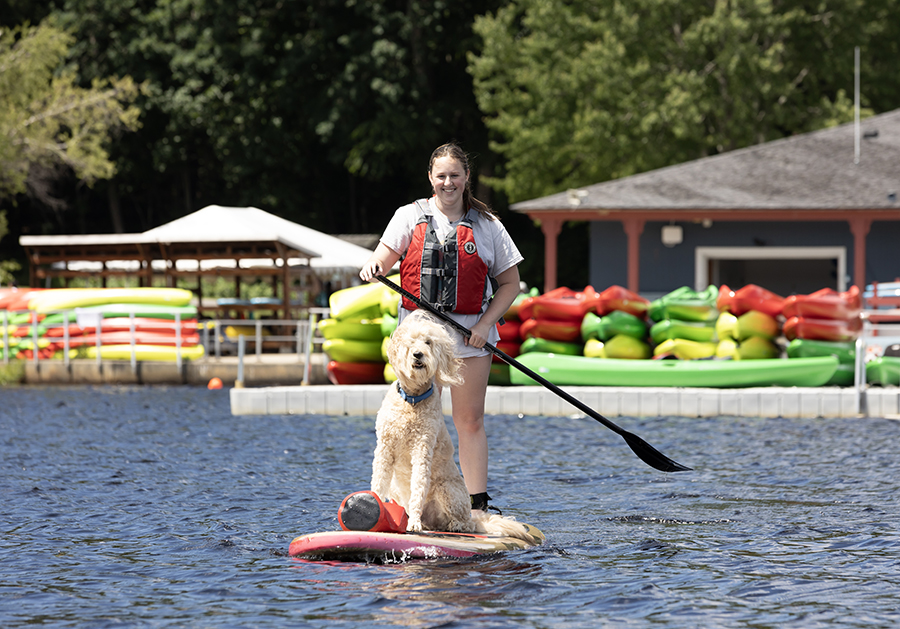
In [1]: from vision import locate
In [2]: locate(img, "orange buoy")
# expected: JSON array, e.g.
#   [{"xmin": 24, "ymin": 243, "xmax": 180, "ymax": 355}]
[{"xmin": 207, "ymin": 377, "xmax": 223, "ymax": 390}]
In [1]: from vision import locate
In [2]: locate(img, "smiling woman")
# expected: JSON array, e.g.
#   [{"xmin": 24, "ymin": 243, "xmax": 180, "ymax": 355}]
[{"xmin": 358, "ymin": 142, "xmax": 524, "ymax": 514}]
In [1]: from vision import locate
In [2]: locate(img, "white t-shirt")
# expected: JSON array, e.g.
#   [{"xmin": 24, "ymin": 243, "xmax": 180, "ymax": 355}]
[{"xmin": 380, "ymin": 197, "xmax": 523, "ymax": 358}]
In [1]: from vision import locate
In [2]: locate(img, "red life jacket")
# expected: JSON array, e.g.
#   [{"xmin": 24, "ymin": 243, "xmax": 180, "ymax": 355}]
[{"xmin": 400, "ymin": 200, "xmax": 490, "ymax": 314}]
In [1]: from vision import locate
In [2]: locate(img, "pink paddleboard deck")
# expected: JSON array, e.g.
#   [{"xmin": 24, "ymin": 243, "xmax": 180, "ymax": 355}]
[{"xmin": 289, "ymin": 524, "xmax": 545, "ymax": 562}]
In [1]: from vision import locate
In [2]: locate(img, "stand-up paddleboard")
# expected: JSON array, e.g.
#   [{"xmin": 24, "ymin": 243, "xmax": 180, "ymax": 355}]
[{"xmin": 289, "ymin": 524, "xmax": 545, "ymax": 563}]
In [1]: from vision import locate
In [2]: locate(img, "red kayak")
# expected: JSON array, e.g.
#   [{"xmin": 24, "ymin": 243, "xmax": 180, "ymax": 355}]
[
  {"xmin": 492, "ymin": 340, "xmax": 521, "ymax": 363},
  {"xmin": 44, "ymin": 318, "xmax": 200, "ymax": 337},
  {"xmin": 594, "ymin": 285, "xmax": 650, "ymax": 318},
  {"xmin": 497, "ymin": 319, "xmax": 523, "ymax": 342},
  {"xmin": 520, "ymin": 317, "xmax": 581, "ymax": 342},
  {"xmin": 529, "ymin": 286, "xmax": 599, "ymax": 323},
  {"xmin": 52, "ymin": 331, "xmax": 201, "ymax": 347},
  {"xmin": 327, "ymin": 361, "xmax": 385, "ymax": 385},
  {"xmin": 783, "ymin": 316, "xmax": 862, "ymax": 342},
  {"xmin": 516, "ymin": 286, "xmax": 572, "ymax": 322},
  {"xmin": 782, "ymin": 286, "xmax": 861, "ymax": 320},
  {"xmin": 0, "ymin": 289, "xmax": 43, "ymax": 311},
  {"xmin": 717, "ymin": 284, "xmax": 785, "ymax": 317}
]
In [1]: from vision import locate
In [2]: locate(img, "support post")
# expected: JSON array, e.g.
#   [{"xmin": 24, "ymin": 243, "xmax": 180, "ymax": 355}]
[
  {"xmin": 849, "ymin": 217, "xmax": 872, "ymax": 289},
  {"xmin": 540, "ymin": 218, "xmax": 563, "ymax": 294},
  {"xmin": 622, "ymin": 218, "xmax": 646, "ymax": 293}
]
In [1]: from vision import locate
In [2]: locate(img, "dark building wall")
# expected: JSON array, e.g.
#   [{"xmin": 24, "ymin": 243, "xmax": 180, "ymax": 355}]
[{"xmin": 589, "ymin": 219, "xmax": 900, "ymax": 297}]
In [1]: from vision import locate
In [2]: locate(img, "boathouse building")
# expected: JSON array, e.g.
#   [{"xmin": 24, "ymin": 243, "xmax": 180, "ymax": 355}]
[{"xmin": 511, "ymin": 108, "xmax": 900, "ymax": 297}]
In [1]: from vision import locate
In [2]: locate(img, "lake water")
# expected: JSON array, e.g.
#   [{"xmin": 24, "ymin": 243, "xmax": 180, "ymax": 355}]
[{"xmin": 1, "ymin": 385, "xmax": 898, "ymax": 628}]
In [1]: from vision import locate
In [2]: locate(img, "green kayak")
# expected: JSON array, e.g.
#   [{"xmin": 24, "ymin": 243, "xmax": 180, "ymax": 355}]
[
  {"xmin": 866, "ymin": 356, "xmax": 900, "ymax": 386},
  {"xmin": 508, "ymin": 354, "xmax": 839, "ymax": 388}
]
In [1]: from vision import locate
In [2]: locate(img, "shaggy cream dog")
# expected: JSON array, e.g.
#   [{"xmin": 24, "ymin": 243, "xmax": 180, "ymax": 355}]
[{"xmin": 371, "ymin": 309, "xmax": 535, "ymax": 541}]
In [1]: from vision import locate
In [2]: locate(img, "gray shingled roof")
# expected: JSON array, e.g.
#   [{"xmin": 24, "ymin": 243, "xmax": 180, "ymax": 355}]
[{"xmin": 511, "ymin": 108, "xmax": 900, "ymax": 212}]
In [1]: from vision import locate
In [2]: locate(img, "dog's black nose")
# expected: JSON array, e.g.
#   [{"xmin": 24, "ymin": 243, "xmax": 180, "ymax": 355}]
[{"xmin": 413, "ymin": 351, "xmax": 424, "ymax": 360}]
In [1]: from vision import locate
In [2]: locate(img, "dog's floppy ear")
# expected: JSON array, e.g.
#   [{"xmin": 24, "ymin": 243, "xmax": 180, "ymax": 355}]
[
  {"xmin": 432, "ymin": 324, "xmax": 464, "ymax": 387},
  {"xmin": 385, "ymin": 327, "xmax": 403, "ymax": 369}
]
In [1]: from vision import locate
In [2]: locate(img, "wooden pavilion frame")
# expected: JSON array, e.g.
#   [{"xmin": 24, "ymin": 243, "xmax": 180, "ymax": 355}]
[{"xmin": 19, "ymin": 233, "xmax": 316, "ymax": 320}]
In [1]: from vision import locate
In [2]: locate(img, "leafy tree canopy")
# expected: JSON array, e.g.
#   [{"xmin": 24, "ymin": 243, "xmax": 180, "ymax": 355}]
[
  {"xmin": 50, "ymin": 0, "xmax": 502, "ymax": 235},
  {"xmin": 469, "ymin": 0, "xmax": 897, "ymax": 203},
  {"xmin": 0, "ymin": 20, "xmax": 143, "ymax": 203}
]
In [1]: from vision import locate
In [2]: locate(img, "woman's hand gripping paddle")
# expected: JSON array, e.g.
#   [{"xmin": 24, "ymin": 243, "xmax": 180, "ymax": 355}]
[{"xmin": 376, "ymin": 275, "xmax": 691, "ymax": 473}]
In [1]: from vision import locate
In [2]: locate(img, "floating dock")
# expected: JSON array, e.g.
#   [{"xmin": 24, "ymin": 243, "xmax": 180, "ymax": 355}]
[{"xmin": 230, "ymin": 384, "xmax": 900, "ymax": 419}]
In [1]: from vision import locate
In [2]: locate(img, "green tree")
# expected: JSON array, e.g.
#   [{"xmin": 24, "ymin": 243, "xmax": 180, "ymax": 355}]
[
  {"xmin": 0, "ymin": 21, "xmax": 142, "ymax": 206},
  {"xmin": 468, "ymin": 0, "xmax": 892, "ymax": 203},
  {"xmin": 51, "ymin": 0, "xmax": 503, "ymax": 235}
]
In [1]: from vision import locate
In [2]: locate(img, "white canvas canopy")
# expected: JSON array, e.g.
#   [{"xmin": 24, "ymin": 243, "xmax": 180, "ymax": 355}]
[
  {"xmin": 143, "ymin": 205, "xmax": 378, "ymax": 272},
  {"xmin": 21, "ymin": 205, "xmax": 382, "ymax": 274}
]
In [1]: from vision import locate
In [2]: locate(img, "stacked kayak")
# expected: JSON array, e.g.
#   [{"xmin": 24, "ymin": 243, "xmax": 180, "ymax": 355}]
[
  {"xmin": 321, "ymin": 277, "xmax": 401, "ymax": 385},
  {"xmin": 489, "ymin": 289, "xmax": 539, "ymax": 385},
  {"xmin": 646, "ymin": 286, "xmax": 720, "ymax": 360},
  {"xmin": 715, "ymin": 284, "xmax": 783, "ymax": 361},
  {"xmin": 578, "ymin": 286, "xmax": 651, "ymax": 359},
  {"xmin": 1, "ymin": 287, "xmax": 203, "ymax": 362},
  {"xmin": 510, "ymin": 282, "xmax": 851, "ymax": 388},
  {"xmin": 517, "ymin": 286, "xmax": 593, "ymax": 347},
  {"xmin": 781, "ymin": 286, "xmax": 862, "ymax": 385}
]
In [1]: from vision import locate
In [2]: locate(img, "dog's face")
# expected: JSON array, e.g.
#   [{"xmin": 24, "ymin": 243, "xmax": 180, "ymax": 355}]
[{"xmin": 388, "ymin": 310, "xmax": 463, "ymax": 390}]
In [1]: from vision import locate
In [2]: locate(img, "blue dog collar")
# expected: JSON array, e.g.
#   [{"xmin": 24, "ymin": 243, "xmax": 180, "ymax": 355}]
[{"xmin": 397, "ymin": 382, "xmax": 434, "ymax": 405}]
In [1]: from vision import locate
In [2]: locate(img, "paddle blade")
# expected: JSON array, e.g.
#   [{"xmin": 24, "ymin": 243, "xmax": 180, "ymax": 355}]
[{"xmin": 622, "ymin": 431, "xmax": 692, "ymax": 473}]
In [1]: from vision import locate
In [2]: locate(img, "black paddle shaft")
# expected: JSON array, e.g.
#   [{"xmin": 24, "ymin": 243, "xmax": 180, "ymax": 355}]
[{"xmin": 376, "ymin": 275, "xmax": 691, "ymax": 473}]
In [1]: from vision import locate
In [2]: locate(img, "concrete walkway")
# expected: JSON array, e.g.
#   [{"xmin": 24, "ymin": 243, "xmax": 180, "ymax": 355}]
[
  {"xmin": 19, "ymin": 352, "xmax": 900, "ymax": 418},
  {"xmin": 22, "ymin": 352, "xmax": 328, "ymax": 387},
  {"xmin": 230, "ymin": 383, "xmax": 900, "ymax": 419}
]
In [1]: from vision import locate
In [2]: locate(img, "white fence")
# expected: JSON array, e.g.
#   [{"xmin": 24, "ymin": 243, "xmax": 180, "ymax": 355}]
[{"xmin": 1, "ymin": 307, "xmax": 331, "ymax": 386}]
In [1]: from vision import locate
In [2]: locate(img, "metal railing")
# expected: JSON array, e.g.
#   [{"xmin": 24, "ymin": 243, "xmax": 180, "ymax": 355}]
[
  {"xmin": 2, "ymin": 307, "xmax": 331, "ymax": 385},
  {"xmin": 854, "ymin": 309, "xmax": 900, "ymax": 414}
]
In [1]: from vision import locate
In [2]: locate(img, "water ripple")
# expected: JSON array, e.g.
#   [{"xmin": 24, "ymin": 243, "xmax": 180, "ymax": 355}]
[{"xmin": 1, "ymin": 387, "xmax": 899, "ymax": 627}]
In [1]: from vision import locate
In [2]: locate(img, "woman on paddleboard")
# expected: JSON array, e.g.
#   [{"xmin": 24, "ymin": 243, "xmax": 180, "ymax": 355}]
[{"xmin": 360, "ymin": 142, "xmax": 523, "ymax": 514}]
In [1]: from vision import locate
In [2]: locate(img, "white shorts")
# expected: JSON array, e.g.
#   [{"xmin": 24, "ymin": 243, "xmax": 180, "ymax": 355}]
[{"xmin": 398, "ymin": 307, "xmax": 497, "ymax": 359}]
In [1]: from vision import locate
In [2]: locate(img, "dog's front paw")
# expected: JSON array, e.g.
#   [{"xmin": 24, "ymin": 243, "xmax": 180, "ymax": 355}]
[{"xmin": 407, "ymin": 517, "xmax": 424, "ymax": 532}]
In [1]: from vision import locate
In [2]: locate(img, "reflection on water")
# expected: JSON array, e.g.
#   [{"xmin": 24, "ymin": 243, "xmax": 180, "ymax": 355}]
[
  {"xmin": 292, "ymin": 556, "xmax": 544, "ymax": 627},
  {"xmin": 1, "ymin": 386, "xmax": 899, "ymax": 628}
]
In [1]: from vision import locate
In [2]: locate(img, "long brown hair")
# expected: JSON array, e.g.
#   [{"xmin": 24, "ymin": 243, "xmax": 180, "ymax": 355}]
[{"xmin": 429, "ymin": 143, "xmax": 496, "ymax": 220}]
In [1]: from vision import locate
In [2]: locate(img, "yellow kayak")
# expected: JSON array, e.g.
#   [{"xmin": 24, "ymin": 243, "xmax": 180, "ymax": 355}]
[
  {"xmin": 328, "ymin": 276, "xmax": 400, "ymax": 320},
  {"xmin": 29, "ymin": 288, "xmax": 195, "ymax": 313},
  {"xmin": 584, "ymin": 335, "xmax": 651, "ymax": 359},
  {"xmin": 716, "ymin": 310, "xmax": 780, "ymax": 341},
  {"xmin": 71, "ymin": 344, "xmax": 206, "ymax": 361},
  {"xmin": 654, "ymin": 338, "xmax": 718, "ymax": 360},
  {"xmin": 322, "ymin": 338, "xmax": 384, "ymax": 363}
]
